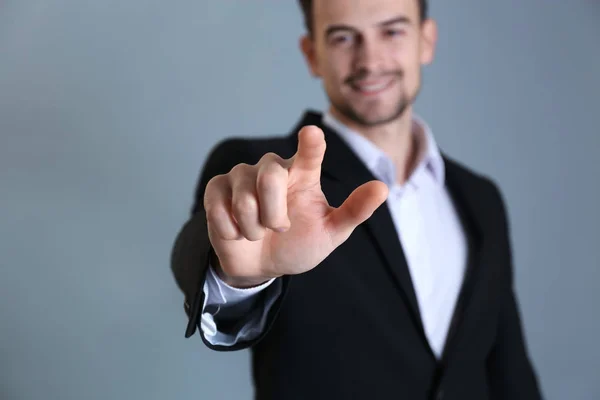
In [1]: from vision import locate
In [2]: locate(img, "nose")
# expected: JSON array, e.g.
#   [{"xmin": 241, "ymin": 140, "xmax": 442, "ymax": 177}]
[{"xmin": 353, "ymin": 35, "xmax": 384, "ymax": 74}]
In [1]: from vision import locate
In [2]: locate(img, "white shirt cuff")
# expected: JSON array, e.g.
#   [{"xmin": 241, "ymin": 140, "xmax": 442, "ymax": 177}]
[{"xmin": 200, "ymin": 264, "xmax": 281, "ymax": 346}]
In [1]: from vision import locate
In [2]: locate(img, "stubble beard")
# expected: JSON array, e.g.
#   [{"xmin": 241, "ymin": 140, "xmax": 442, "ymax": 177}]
[{"xmin": 330, "ymin": 70, "xmax": 420, "ymax": 128}]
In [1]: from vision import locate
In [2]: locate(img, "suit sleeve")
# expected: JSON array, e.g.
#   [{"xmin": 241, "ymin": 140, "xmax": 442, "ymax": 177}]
[
  {"xmin": 201, "ymin": 264, "xmax": 283, "ymax": 346},
  {"xmin": 170, "ymin": 139, "xmax": 290, "ymax": 351},
  {"xmin": 486, "ymin": 182, "xmax": 543, "ymax": 399}
]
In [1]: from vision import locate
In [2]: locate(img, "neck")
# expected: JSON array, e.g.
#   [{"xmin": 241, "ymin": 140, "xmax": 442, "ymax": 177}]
[{"xmin": 328, "ymin": 105, "xmax": 418, "ymax": 184}]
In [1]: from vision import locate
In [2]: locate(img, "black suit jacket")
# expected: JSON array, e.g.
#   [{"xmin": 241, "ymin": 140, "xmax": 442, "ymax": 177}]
[{"xmin": 171, "ymin": 111, "xmax": 542, "ymax": 400}]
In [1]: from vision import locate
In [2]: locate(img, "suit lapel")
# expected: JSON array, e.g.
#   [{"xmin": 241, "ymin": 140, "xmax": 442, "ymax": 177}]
[
  {"xmin": 288, "ymin": 112, "xmax": 494, "ymax": 360},
  {"xmin": 289, "ymin": 111, "xmax": 427, "ymax": 339},
  {"xmin": 438, "ymin": 156, "xmax": 486, "ymax": 361}
]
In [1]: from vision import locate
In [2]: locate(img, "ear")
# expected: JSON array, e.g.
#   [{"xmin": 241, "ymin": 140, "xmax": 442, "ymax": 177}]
[
  {"xmin": 419, "ymin": 19, "xmax": 438, "ymax": 65},
  {"xmin": 300, "ymin": 35, "xmax": 321, "ymax": 77}
]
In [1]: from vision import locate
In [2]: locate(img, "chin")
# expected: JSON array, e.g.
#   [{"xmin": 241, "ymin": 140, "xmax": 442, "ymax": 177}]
[
  {"xmin": 330, "ymin": 89, "xmax": 412, "ymax": 126},
  {"xmin": 343, "ymin": 110, "xmax": 399, "ymax": 127}
]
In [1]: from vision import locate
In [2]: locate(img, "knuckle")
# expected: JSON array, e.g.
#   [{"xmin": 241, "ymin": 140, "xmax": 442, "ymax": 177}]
[
  {"xmin": 204, "ymin": 175, "xmax": 226, "ymax": 208},
  {"xmin": 260, "ymin": 152, "xmax": 283, "ymax": 164},
  {"xmin": 229, "ymin": 163, "xmax": 251, "ymax": 178},
  {"xmin": 257, "ymin": 168, "xmax": 285, "ymax": 192},
  {"xmin": 205, "ymin": 174, "xmax": 222, "ymax": 192},
  {"xmin": 205, "ymin": 204, "xmax": 227, "ymax": 224},
  {"xmin": 232, "ymin": 193, "xmax": 258, "ymax": 216}
]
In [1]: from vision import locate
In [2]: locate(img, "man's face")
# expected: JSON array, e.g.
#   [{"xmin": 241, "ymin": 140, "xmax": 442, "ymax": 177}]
[{"xmin": 301, "ymin": 0, "xmax": 437, "ymax": 127}]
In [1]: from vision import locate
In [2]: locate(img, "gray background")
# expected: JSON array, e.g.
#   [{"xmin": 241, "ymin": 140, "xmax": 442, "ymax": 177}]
[{"xmin": 1, "ymin": 1, "xmax": 599, "ymax": 399}]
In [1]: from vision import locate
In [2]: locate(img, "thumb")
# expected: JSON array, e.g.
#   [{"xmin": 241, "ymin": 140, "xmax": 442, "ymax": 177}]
[{"xmin": 325, "ymin": 180, "xmax": 389, "ymax": 247}]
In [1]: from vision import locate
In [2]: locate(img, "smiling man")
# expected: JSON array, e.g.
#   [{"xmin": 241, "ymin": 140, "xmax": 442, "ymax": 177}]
[{"xmin": 171, "ymin": 0, "xmax": 543, "ymax": 399}]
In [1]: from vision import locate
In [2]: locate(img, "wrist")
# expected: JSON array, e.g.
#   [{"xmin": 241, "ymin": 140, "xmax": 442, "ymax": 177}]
[
  {"xmin": 221, "ymin": 275, "xmax": 271, "ymax": 289},
  {"xmin": 210, "ymin": 250, "xmax": 274, "ymax": 289}
]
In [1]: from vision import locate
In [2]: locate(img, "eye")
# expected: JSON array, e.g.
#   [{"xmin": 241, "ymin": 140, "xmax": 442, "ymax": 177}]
[
  {"xmin": 384, "ymin": 28, "xmax": 405, "ymax": 38},
  {"xmin": 330, "ymin": 33, "xmax": 354, "ymax": 46}
]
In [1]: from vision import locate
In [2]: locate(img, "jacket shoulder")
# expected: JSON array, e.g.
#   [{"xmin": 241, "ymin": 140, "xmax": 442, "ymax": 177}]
[
  {"xmin": 443, "ymin": 155, "xmax": 506, "ymax": 206},
  {"xmin": 443, "ymin": 154, "xmax": 513, "ymax": 267}
]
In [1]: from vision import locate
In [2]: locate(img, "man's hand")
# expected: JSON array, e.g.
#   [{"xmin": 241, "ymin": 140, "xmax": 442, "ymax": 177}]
[{"xmin": 204, "ymin": 125, "xmax": 389, "ymax": 288}]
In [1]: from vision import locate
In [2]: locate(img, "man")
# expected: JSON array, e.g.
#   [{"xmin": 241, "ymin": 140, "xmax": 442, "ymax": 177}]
[{"xmin": 171, "ymin": 0, "xmax": 543, "ymax": 399}]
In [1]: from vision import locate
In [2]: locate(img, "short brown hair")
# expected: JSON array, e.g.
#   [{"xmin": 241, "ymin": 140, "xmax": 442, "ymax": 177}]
[{"xmin": 298, "ymin": 0, "xmax": 429, "ymax": 34}]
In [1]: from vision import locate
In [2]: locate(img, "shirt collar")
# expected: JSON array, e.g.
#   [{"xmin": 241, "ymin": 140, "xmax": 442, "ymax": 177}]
[{"xmin": 322, "ymin": 111, "xmax": 445, "ymax": 187}]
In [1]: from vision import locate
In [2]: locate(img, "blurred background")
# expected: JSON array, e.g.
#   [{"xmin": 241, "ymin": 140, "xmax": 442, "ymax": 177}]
[{"xmin": 1, "ymin": 0, "xmax": 599, "ymax": 399}]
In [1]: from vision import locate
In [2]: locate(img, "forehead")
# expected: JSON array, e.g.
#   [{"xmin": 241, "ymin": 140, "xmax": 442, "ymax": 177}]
[{"xmin": 312, "ymin": 0, "xmax": 419, "ymax": 30}]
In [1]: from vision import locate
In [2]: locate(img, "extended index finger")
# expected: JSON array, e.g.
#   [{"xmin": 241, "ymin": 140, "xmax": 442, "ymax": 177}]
[{"xmin": 290, "ymin": 125, "xmax": 326, "ymax": 181}]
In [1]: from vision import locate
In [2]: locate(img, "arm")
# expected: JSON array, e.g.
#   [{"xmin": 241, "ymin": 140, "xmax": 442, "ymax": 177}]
[
  {"xmin": 201, "ymin": 264, "xmax": 282, "ymax": 346},
  {"xmin": 486, "ymin": 182, "xmax": 543, "ymax": 399},
  {"xmin": 486, "ymin": 285, "xmax": 543, "ymax": 399},
  {"xmin": 170, "ymin": 139, "xmax": 290, "ymax": 350}
]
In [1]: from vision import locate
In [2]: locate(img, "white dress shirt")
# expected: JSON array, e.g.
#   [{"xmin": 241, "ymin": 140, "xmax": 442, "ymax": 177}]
[{"xmin": 200, "ymin": 111, "xmax": 467, "ymax": 358}]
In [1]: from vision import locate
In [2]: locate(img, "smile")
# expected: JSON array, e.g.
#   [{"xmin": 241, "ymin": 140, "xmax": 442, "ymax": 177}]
[{"xmin": 350, "ymin": 78, "xmax": 395, "ymax": 96}]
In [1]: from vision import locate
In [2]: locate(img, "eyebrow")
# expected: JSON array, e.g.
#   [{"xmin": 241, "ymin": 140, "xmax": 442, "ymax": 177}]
[
  {"xmin": 324, "ymin": 15, "xmax": 412, "ymax": 37},
  {"xmin": 379, "ymin": 15, "xmax": 412, "ymax": 27}
]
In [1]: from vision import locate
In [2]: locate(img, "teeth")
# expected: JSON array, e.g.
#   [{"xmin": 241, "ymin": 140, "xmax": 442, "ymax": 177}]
[{"xmin": 357, "ymin": 81, "xmax": 389, "ymax": 92}]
